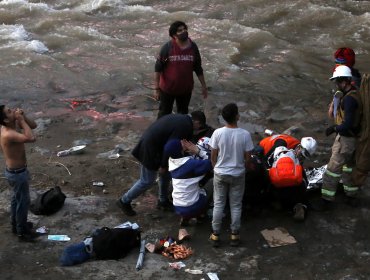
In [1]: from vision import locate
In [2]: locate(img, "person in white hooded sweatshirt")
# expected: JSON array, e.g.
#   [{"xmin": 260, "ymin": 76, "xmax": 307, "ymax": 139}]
[{"xmin": 165, "ymin": 138, "xmax": 212, "ymax": 226}]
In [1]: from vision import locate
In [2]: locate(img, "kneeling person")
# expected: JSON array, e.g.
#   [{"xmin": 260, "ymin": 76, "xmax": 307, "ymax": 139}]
[
  {"xmin": 268, "ymin": 146, "xmax": 308, "ymax": 221},
  {"xmin": 165, "ymin": 139, "xmax": 212, "ymax": 226}
]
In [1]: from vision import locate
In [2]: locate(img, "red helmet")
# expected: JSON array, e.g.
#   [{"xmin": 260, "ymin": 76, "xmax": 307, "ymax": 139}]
[{"xmin": 334, "ymin": 47, "xmax": 355, "ymax": 67}]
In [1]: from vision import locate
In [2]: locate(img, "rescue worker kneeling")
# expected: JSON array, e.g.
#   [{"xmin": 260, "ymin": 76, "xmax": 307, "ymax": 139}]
[
  {"xmin": 268, "ymin": 146, "xmax": 308, "ymax": 221},
  {"xmin": 245, "ymin": 135, "xmax": 317, "ymax": 220}
]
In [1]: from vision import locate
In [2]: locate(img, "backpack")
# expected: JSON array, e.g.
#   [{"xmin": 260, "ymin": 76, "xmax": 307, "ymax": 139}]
[
  {"xmin": 92, "ymin": 227, "xmax": 141, "ymax": 260},
  {"xmin": 269, "ymin": 149, "xmax": 303, "ymax": 188},
  {"xmin": 30, "ymin": 186, "xmax": 66, "ymax": 215}
]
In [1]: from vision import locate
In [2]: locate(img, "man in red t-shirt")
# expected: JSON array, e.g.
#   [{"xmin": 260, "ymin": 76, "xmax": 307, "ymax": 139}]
[{"xmin": 154, "ymin": 21, "xmax": 208, "ymax": 119}]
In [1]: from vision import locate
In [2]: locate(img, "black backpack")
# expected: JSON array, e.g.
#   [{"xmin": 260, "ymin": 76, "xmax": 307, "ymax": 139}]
[
  {"xmin": 30, "ymin": 186, "xmax": 66, "ymax": 215},
  {"xmin": 92, "ymin": 227, "xmax": 141, "ymax": 260}
]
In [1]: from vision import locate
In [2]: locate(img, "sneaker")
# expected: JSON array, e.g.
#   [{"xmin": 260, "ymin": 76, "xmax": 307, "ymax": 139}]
[
  {"xmin": 209, "ymin": 233, "xmax": 220, "ymax": 248},
  {"xmin": 230, "ymin": 232, "xmax": 240, "ymax": 247},
  {"xmin": 18, "ymin": 231, "xmax": 39, "ymax": 243},
  {"xmin": 156, "ymin": 200, "xmax": 174, "ymax": 211},
  {"xmin": 293, "ymin": 203, "xmax": 307, "ymax": 222},
  {"xmin": 12, "ymin": 221, "xmax": 34, "ymax": 235},
  {"xmin": 116, "ymin": 199, "xmax": 136, "ymax": 216},
  {"xmin": 309, "ymin": 198, "xmax": 333, "ymax": 212}
]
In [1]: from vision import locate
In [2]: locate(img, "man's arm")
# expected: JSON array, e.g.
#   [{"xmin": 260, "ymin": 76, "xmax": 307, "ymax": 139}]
[
  {"xmin": 210, "ymin": 148, "xmax": 218, "ymax": 168},
  {"xmin": 24, "ymin": 115, "xmax": 37, "ymax": 129},
  {"xmin": 11, "ymin": 111, "xmax": 36, "ymax": 143},
  {"xmin": 244, "ymin": 151, "xmax": 252, "ymax": 169},
  {"xmin": 153, "ymin": 72, "xmax": 161, "ymax": 101},
  {"xmin": 328, "ymin": 100, "xmax": 334, "ymax": 119},
  {"xmin": 197, "ymin": 74, "xmax": 208, "ymax": 99},
  {"xmin": 16, "ymin": 109, "xmax": 37, "ymax": 129},
  {"xmin": 192, "ymin": 43, "xmax": 208, "ymax": 99}
]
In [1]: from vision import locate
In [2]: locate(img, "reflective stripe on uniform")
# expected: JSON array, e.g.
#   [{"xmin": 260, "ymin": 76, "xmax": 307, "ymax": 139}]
[
  {"xmin": 321, "ymin": 188, "xmax": 336, "ymax": 197},
  {"xmin": 342, "ymin": 165, "xmax": 352, "ymax": 173},
  {"xmin": 343, "ymin": 185, "xmax": 359, "ymax": 192},
  {"xmin": 325, "ymin": 169, "xmax": 341, "ymax": 178}
]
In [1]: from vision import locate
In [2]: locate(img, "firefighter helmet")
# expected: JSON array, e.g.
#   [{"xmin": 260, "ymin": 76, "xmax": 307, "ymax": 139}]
[
  {"xmin": 330, "ymin": 65, "xmax": 352, "ymax": 80},
  {"xmin": 300, "ymin": 137, "xmax": 317, "ymax": 158}
]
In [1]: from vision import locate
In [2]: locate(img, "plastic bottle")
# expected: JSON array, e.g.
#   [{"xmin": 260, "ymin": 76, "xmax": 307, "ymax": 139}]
[
  {"xmin": 57, "ymin": 149, "xmax": 71, "ymax": 157},
  {"xmin": 92, "ymin": 181, "xmax": 104, "ymax": 187},
  {"xmin": 264, "ymin": 129, "xmax": 274, "ymax": 136},
  {"xmin": 48, "ymin": 235, "xmax": 71, "ymax": 241}
]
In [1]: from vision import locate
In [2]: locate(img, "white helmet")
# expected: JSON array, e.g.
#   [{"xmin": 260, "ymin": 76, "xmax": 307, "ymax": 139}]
[
  {"xmin": 197, "ymin": 137, "xmax": 211, "ymax": 152},
  {"xmin": 300, "ymin": 137, "xmax": 317, "ymax": 158},
  {"xmin": 330, "ymin": 65, "xmax": 352, "ymax": 80},
  {"xmin": 273, "ymin": 146, "xmax": 289, "ymax": 160}
]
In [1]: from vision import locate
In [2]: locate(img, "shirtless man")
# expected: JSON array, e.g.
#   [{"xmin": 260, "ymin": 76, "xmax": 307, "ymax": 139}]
[{"xmin": 0, "ymin": 105, "xmax": 37, "ymax": 242}]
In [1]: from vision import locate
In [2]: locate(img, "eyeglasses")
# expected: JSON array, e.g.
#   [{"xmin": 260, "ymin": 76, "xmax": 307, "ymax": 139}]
[{"xmin": 176, "ymin": 27, "xmax": 187, "ymax": 34}]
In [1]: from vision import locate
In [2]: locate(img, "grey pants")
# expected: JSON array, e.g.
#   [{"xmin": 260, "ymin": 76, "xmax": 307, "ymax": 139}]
[{"xmin": 212, "ymin": 172, "xmax": 245, "ymax": 234}]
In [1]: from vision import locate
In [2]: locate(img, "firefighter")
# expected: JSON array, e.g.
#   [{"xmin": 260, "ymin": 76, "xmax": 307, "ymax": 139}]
[{"xmin": 316, "ymin": 65, "xmax": 362, "ymax": 210}]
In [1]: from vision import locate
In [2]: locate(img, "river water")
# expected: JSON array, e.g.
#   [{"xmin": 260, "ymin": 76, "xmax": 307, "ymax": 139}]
[{"xmin": 1, "ymin": 0, "xmax": 369, "ymax": 135}]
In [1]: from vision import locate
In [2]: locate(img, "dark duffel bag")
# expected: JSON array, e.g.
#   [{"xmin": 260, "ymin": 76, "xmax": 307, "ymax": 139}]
[
  {"xmin": 30, "ymin": 186, "xmax": 66, "ymax": 215},
  {"xmin": 92, "ymin": 227, "xmax": 141, "ymax": 260}
]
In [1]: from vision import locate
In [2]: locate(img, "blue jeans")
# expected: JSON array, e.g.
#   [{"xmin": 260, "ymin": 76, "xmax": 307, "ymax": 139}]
[
  {"xmin": 174, "ymin": 193, "xmax": 208, "ymax": 219},
  {"xmin": 5, "ymin": 169, "xmax": 30, "ymax": 235},
  {"xmin": 212, "ymin": 172, "xmax": 245, "ymax": 233},
  {"xmin": 121, "ymin": 164, "xmax": 171, "ymax": 203}
]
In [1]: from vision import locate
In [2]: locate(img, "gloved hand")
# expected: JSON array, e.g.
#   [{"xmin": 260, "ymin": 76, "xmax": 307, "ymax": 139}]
[{"xmin": 325, "ymin": 125, "xmax": 336, "ymax": 136}]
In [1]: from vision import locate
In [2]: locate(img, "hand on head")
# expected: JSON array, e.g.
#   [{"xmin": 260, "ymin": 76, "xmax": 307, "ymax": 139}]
[{"xmin": 181, "ymin": 139, "xmax": 199, "ymax": 155}]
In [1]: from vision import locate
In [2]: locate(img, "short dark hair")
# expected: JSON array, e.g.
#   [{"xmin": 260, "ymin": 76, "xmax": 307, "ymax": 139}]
[
  {"xmin": 169, "ymin": 21, "xmax": 188, "ymax": 38},
  {"xmin": 191, "ymin": 110, "xmax": 206, "ymax": 126},
  {"xmin": 222, "ymin": 103, "xmax": 239, "ymax": 124},
  {"xmin": 0, "ymin": 105, "xmax": 6, "ymax": 126}
]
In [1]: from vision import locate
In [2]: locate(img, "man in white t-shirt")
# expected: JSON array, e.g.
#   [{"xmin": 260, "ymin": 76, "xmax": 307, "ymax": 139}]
[{"xmin": 208, "ymin": 103, "xmax": 254, "ymax": 247}]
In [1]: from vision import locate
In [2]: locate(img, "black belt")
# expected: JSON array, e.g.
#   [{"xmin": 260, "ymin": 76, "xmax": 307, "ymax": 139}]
[{"xmin": 6, "ymin": 166, "xmax": 27, "ymax": 174}]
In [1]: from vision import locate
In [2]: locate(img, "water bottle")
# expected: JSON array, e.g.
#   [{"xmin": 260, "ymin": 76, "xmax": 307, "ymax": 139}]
[
  {"xmin": 264, "ymin": 129, "xmax": 274, "ymax": 136},
  {"xmin": 57, "ymin": 149, "xmax": 71, "ymax": 157}
]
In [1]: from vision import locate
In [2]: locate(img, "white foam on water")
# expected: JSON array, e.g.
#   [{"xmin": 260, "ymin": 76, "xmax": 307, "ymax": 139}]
[
  {"xmin": 3, "ymin": 40, "xmax": 48, "ymax": 53},
  {"xmin": 77, "ymin": 0, "xmax": 166, "ymax": 16},
  {"xmin": 10, "ymin": 58, "xmax": 32, "ymax": 66},
  {"xmin": 0, "ymin": 0, "xmax": 28, "ymax": 5},
  {"xmin": 77, "ymin": 0, "xmax": 128, "ymax": 13},
  {"xmin": 27, "ymin": 40, "xmax": 49, "ymax": 53},
  {"xmin": 0, "ymin": 0, "xmax": 51, "ymax": 11},
  {"xmin": 123, "ymin": 4, "xmax": 155, "ymax": 13},
  {"xmin": 0, "ymin": 24, "xmax": 48, "ymax": 53},
  {"xmin": 0, "ymin": 24, "xmax": 29, "ymax": 41},
  {"xmin": 58, "ymin": 25, "xmax": 114, "ymax": 41}
]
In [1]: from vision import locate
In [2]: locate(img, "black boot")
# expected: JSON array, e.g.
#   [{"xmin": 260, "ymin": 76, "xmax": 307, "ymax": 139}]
[
  {"xmin": 12, "ymin": 221, "xmax": 34, "ymax": 235},
  {"xmin": 18, "ymin": 230, "xmax": 39, "ymax": 242},
  {"xmin": 116, "ymin": 199, "xmax": 136, "ymax": 216},
  {"xmin": 156, "ymin": 200, "xmax": 174, "ymax": 211}
]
